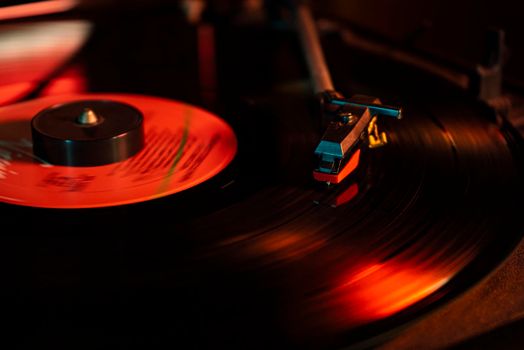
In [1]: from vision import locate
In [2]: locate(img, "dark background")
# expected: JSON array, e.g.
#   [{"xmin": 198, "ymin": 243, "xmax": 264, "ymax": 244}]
[{"xmin": 316, "ymin": 0, "xmax": 524, "ymax": 88}]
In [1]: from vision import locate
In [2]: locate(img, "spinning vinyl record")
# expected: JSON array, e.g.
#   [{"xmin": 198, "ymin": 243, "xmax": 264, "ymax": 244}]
[{"xmin": 0, "ymin": 14, "xmax": 523, "ymax": 350}]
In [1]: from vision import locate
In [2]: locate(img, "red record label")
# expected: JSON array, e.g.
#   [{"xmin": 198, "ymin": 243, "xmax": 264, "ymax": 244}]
[{"xmin": 0, "ymin": 94, "xmax": 237, "ymax": 208}]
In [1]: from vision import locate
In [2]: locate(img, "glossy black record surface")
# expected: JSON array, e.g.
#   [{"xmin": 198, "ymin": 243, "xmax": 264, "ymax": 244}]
[
  {"xmin": 181, "ymin": 73, "xmax": 524, "ymax": 349},
  {"xmin": 0, "ymin": 17, "xmax": 523, "ymax": 350}
]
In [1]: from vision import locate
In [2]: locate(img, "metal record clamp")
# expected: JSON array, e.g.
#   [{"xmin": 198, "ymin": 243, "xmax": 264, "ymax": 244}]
[{"xmin": 294, "ymin": 3, "xmax": 402, "ymax": 184}]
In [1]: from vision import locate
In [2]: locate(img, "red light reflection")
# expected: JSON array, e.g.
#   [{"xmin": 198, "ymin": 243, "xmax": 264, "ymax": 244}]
[
  {"xmin": 40, "ymin": 65, "xmax": 87, "ymax": 96},
  {"xmin": 288, "ymin": 242, "xmax": 478, "ymax": 340},
  {"xmin": 333, "ymin": 183, "xmax": 359, "ymax": 207},
  {"xmin": 323, "ymin": 247, "xmax": 476, "ymax": 329},
  {"xmin": 340, "ymin": 262, "xmax": 449, "ymax": 320},
  {"xmin": 0, "ymin": 82, "xmax": 36, "ymax": 106},
  {"xmin": 0, "ymin": 0, "xmax": 77, "ymax": 21}
]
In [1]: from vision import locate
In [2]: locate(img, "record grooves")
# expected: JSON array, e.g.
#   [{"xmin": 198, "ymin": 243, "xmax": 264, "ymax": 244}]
[{"xmin": 0, "ymin": 8, "xmax": 523, "ymax": 350}]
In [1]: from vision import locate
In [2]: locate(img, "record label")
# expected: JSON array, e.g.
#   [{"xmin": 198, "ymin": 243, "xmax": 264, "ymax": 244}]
[{"xmin": 0, "ymin": 94, "xmax": 237, "ymax": 208}]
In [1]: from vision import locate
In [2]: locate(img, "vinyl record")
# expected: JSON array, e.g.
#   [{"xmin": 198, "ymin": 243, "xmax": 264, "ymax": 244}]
[
  {"xmin": 0, "ymin": 93, "xmax": 238, "ymax": 208},
  {"xmin": 0, "ymin": 14, "xmax": 523, "ymax": 350}
]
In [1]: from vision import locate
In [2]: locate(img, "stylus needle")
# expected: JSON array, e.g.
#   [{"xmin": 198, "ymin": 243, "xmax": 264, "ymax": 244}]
[{"xmin": 294, "ymin": 2, "xmax": 401, "ymax": 184}]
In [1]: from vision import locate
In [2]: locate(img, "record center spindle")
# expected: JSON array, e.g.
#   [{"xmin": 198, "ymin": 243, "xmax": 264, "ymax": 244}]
[
  {"xmin": 31, "ymin": 100, "xmax": 145, "ymax": 167},
  {"xmin": 76, "ymin": 108, "xmax": 100, "ymax": 126}
]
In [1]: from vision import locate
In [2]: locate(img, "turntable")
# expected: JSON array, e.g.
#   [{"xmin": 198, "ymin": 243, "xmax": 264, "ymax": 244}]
[{"xmin": 0, "ymin": 1, "xmax": 523, "ymax": 349}]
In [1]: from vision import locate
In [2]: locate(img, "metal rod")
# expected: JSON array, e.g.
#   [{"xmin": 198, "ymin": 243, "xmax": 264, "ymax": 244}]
[
  {"xmin": 295, "ymin": 3, "xmax": 334, "ymax": 93},
  {"xmin": 331, "ymin": 100, "xmax": 403, "ymax": 119}
]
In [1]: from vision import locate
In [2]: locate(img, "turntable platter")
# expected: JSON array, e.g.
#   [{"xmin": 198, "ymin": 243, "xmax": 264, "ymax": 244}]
[{"xmin": 0, "ymin": 10, "xmax": 522, "ymax": 350}]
